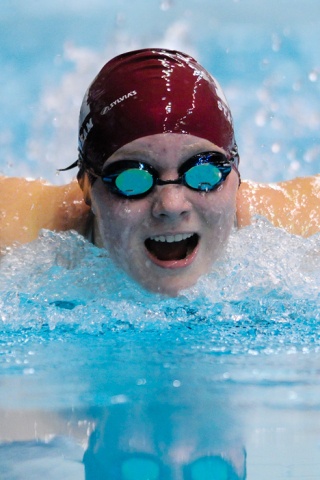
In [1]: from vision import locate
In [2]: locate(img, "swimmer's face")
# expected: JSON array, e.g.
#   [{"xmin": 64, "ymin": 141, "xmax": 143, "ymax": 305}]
[{"xmin": 89, "ymin": 133, "xmax": 239, "ymax": 295}]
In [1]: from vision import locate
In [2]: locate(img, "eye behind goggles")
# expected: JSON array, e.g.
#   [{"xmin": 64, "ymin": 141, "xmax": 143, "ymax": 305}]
[{"xmin": 98, "ymin": 151, "xmax": 234, "ymax": 199}]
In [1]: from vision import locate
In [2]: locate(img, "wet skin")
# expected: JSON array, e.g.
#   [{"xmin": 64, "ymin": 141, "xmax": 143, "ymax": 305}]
[
  {"xmin": 88, "ymin": 133, "xmax": 239, "ymax": 296},
  {"xmin": 1, "ymin": 155, "xmax": 318, "ymax": 259}
]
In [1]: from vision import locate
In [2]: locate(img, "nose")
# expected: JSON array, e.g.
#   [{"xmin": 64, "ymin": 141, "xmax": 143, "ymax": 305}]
[{"xmin": 151, "ymin": 184, "xmax": 191, "ymax": 221}]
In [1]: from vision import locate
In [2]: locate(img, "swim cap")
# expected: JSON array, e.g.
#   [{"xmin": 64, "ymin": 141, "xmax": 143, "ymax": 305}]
[{"xmin": 77, "ymin": 48, "xmax": 239, "ymax": 180}]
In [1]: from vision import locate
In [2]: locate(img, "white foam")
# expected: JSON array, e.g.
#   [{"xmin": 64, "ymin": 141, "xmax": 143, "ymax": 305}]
[{"xmin": 1, "ymin": 221, "xmax": 319, "ymax": 341}]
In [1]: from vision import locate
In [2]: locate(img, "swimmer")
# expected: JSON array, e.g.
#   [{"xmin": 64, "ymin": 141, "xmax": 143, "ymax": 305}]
[{"xmin": 1, "ymin": 48, "xmax": 319, "ymax": 295}]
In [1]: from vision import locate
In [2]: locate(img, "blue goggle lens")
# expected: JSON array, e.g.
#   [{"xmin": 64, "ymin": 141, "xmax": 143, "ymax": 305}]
[
  {"xmin": 187, "ymin": 456, "xmax": 231, "ymax": 480},
  {"xmin": 184, "ymin": 162, "xmax": 222, "ymax": 191},
  {"xmin": 119, "ymin": 454, "xmax": 238, "ymax": 480},
  {"xmin": 115, "ymin": 168, "xmax": 154, "ymax": 196},
  {"xmin": 102, "ymin": 152, "xmax": 231, "ymax": 198}
]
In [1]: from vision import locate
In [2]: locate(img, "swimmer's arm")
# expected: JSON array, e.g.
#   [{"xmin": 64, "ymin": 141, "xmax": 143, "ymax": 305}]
[
  {"xmin": 0, "ymin": 176, "xmax": 91, "ymax": 251},
  {"xmin": 237, "ymin": 174, "xmax": 320, "ymax": 237}
]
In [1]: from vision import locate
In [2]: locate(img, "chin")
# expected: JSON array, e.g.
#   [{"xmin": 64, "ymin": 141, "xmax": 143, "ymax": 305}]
[{"xmin": 136, "ymin": 270, "xmax": 204, "ymax": 297}]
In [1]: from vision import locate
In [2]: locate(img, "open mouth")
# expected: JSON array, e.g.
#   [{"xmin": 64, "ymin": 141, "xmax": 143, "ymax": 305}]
[{"xmin": 145, "ymin": 233, "xmax": 199, "ymax": 263}]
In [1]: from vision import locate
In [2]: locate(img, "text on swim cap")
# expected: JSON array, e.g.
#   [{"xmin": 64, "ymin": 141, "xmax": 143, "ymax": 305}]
[
  {"xmin": 101, "ymin": 90, "xmax": 137, "ymax": 115},
  {"xmin": 79, "ymin": 115, "xmax": 93, "ymax": 151}
]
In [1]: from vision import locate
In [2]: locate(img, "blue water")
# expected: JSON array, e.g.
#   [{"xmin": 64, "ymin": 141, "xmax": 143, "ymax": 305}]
[
  {"xmin": 1, "ymin": 221, "xmax": 320, "ymax": 478},
  {"xmin": 1, "ymin": 1, "xmax": 320, "ymax": 478},
  {"xmin": 1, "ymin": 0, "xmax": 320, "ymax": 182}
]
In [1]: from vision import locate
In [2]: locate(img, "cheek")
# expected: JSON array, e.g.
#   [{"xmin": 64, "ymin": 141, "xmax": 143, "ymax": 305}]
[
  {"xmin": 91, "ymin": 190, "xmax": 124, "ymax": 244},
  {"xmin": 93, "ymin": 192, "xmax": 149, "ymax": 250},
  {"xmin": 100, "ymin": 204, "xmax": 135, "ymax": 247},
  {"xmin": 202, "ymin": 191, "xmax": 236, "ymax": 225},
  {"xmin": 197, "ymin": 181, "xmax": 238, "ymax": 243}
]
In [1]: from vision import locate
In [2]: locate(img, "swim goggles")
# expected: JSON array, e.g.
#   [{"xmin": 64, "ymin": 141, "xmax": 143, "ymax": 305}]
[
  {"xmin": 116, "ymin": 453, "xmax": 243, "ymax": 480},
  {"xmin": 91, "ymin": 151, "xmax": 235, "ymax": 199}
]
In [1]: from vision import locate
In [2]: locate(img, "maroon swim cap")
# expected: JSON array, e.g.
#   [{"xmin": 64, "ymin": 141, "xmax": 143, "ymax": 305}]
[{"xmin": 77, "ymin": 48, "xmax": 238, "ymax": 178}]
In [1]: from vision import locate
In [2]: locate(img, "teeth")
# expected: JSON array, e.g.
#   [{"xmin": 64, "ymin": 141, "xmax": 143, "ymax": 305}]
[{"xmin": 150, "ymin": 233, "xmax": 194, "ymax": 243}]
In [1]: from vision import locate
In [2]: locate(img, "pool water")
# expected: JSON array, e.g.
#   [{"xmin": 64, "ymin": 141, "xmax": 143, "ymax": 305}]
[
  {"xmin": 1, "ymin": 221, "xmax": 320, "ymax": 478},
  {"xmin": 1, "ymin": 1, "xmax": 320, "ymax": 478},
  {"xmin": 1, "ymin": 1, "xmax": 320, "ymax": 184}
]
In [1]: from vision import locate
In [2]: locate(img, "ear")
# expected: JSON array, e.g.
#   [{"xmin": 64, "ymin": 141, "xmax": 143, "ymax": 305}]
[{"xmin": 78, "ymin": 172, "xmax": 92, "ymax": 206}]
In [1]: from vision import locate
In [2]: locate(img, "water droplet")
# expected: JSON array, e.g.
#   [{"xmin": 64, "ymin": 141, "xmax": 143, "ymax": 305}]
[
  {"xmin": 110, "ymin": 394, "xmax": 129, "ymax": 404},
  {"xmin": 160, "ymin": 0, "xmax": 172, "ymax": 11},
  {"xmin": 289, "ymin": 160, "xmax": 301, "ymax": 172},
  {"xmin": 23, "ymin": 368, "xmax": 35, "ymax": 375},
  {"xmin": 255, "ymin": 110, "xmax": 266, "ymax": 127},
  {"xmin": 271, "ymin": 143, "xmax": 281, "ymax": 154},
  {"xmin": 292, "ymin": 81, "xmax": 301, "ymax": 92},
  {"xmin": 136, "ymin": 378, "xmax": 147, "ymax": 385},
  {"xmin": 308, "ymin": 70, "xmax": 318, "ymax": 82},
  {"xmin": 271, "ymin": 33, "xmax": 281, "ymax": 52}
]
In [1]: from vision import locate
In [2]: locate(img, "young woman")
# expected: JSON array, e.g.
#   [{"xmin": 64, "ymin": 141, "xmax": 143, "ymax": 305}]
[{"xmin": 1, "ymin": 48, "xmax": 319, "ymax": 294}]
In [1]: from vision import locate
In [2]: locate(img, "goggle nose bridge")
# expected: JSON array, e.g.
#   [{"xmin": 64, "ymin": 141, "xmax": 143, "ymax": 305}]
[{"xmin": 155, "ymin": 176, "xmax": 184, "ymax": 186}]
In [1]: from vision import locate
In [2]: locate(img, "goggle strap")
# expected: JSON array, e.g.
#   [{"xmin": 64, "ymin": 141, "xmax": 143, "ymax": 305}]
[
  {"xmin": 231, "ymin": 162, "xmax": 241, "ymax": 187},
  {"xmin": 57, "ymin": 159, "xmax": 80, "ymax": 172}
]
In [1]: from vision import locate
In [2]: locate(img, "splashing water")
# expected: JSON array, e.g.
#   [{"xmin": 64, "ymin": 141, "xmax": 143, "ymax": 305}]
[
  {"xmin": 1, "ymin": 220, "xmax": 319, "ymax": 347},
  {"xmin": 1, "ymin": 3, "xmax": 320, "ymax": 478},
  {"xmin": 1, "ymin": 3, "xmax": 320, "ymax": 183},
  {"xmin": 1, "ymin": 223, "xmax": 320, "ymax": 478}
]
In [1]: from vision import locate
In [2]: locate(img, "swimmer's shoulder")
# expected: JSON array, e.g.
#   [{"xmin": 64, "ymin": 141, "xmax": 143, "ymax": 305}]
[
  {"xmin": 0, "ymin": 176, "xmax": 91, "ymax": 251},
  {"xmin": 237, "ymin": 174, "xmax": 320, "ymax": 237}
]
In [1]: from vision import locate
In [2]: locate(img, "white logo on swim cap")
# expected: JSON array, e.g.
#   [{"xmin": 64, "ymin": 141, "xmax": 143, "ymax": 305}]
[
  {"xmin": 79, "ymin": 89, "xmax": 93, "ymax": 151},
  {"xmin": 79, "ymin": 89, "xmax": 90, "ymax": 127},
  {"xmin": 101, "ymin": 90, "xmax": 137, "ymax": 115}
]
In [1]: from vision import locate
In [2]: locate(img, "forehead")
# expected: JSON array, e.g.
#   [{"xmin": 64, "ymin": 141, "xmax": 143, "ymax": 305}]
[{"xmin": 104, "ymin": 133, "xmax": 225, "ymax": 168}]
